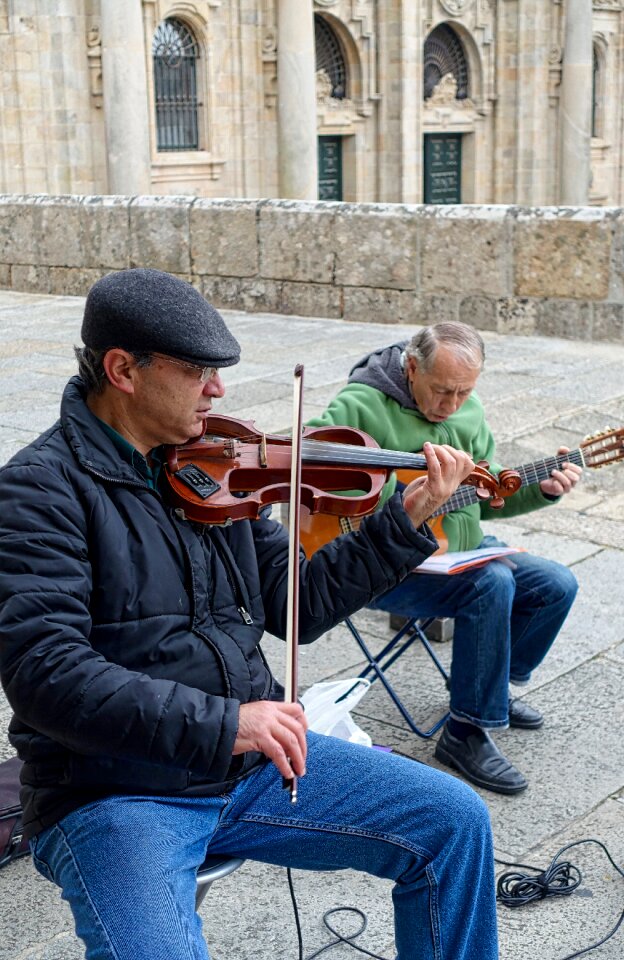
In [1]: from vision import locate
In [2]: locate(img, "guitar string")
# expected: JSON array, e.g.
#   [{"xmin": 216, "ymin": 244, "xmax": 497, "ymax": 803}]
[{"xmin": 428, "ymin": 447, "xmax": 585, "ymax": 519}]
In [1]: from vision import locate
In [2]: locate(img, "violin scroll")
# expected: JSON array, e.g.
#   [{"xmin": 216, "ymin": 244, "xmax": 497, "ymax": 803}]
[{"xmin": 465, "ymin": 461, "xmax": 522, "ymax": 509}]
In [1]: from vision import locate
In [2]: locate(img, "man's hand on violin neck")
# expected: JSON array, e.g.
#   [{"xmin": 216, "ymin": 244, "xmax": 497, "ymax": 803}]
[
  {"xmin": 402, "ymin": 442, "xmax": 475, "ymax": 529},
  {"xmin": 233, "ymin": 701, "xmax": 308, "ymax": 781}
]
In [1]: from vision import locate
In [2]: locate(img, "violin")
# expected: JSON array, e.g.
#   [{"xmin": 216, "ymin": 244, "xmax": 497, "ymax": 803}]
[{"xmin": 163, "ymin": 413, "xmax": 522, "ymax": 525}]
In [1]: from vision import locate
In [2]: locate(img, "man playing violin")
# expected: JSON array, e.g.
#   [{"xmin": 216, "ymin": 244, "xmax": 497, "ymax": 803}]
[
  {"xmin": 309, "ymin": 321, "xmax": 581, "ymax": 796},
  {"xmin": 0, "ymin": 270, "xmax": 498, "ymax": 960}
]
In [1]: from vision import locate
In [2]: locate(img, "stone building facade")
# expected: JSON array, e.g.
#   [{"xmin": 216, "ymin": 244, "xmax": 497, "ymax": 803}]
[{"xmin": 0, "ymin": 1, "xmax": 615, "ymax": 205}]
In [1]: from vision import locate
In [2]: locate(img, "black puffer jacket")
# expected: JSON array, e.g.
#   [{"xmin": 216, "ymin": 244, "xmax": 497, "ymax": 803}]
[{"xmin": 0, "ymin": 378, "xmax": 437, "ymax": 838}]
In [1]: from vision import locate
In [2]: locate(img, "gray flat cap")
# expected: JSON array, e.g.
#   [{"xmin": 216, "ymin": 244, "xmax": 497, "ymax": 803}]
[{"xmin": 81, "ymin": 268, "xmax": 240, "ymax": 367}]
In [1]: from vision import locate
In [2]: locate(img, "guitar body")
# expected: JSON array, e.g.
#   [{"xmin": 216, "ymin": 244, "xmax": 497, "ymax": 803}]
[
  {"xmin": 299, "ymin": 488, "xmax": 449, "ymax": 556},
  {"xmin": 299, "ymin": 507, "xmax": 363, "ymax": 556}
]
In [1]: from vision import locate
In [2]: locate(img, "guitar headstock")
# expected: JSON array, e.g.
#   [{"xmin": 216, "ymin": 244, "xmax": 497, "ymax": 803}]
[{"xmin": 580, "ymin": 426, "xmax": 624, "ymax": 469}]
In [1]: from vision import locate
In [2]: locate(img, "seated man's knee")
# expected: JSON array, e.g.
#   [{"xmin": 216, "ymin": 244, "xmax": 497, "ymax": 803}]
[
  {"xmin": 559, "ymin": 565, "xmax": 579, "ymax": 604},
  {"xmin": 437, "ymin": 772, "xmax": 492, "ymax": 844},
  {"xmin": 538, "ymin": 559, "xmax": 579, "ymax": 609},
  {"xmin": 471, "ymin": 560, "xmax": 515, "ymax": 600}
]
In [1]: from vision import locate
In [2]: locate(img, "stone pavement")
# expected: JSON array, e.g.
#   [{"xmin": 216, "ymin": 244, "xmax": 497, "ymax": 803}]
[{"xmin": 0, "ymin": 289, "xmax": 623, "ymax": 960}]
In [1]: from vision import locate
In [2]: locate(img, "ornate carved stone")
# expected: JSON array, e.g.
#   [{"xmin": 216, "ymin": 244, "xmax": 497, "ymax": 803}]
[
  {"xmin": 316, "ymin": 69, "xmax": 334, "ymax": 102},
  {"xmin": 262, "ymin": 28, "xmax": 277, "ymax": 57},
  {"xmin": 350, "ymin": 0, "xmax": 374, "ymax": 38},
  {"xmin": 427, "ymin": 73, "xmax": 458, "ymax": 105},
  {"xmin": 424, "ymin": 73, "xmax": 476, "ymax": 125},
  {"xmin": 548, "ymin": 43, "xmax": 563, "ymax": 105},
  {"xmin": 548, "ymin": 45, "xmax": 563, "ymax": 65},
  {"xmin": 86, "ymin": 24, "xmax": 103, "ymax": 110},
  {"xmin": 439, "ymin": 0, "xmax": 476, "ymax": 15},
  {"xmin": 316, "ymin": 68, "xmax": 356, "ymax": 114},
  {"xmin": 262, "ymin": 28, "xmax": 277, "ymax": 110}
]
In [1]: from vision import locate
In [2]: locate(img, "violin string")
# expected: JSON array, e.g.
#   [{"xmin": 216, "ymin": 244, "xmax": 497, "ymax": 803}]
[
  {"xmin": 300, "ymin": 441, "xmax": 428, "ymax": 470},
  {"xmin": 203, "ymin": 433, "xmax": 429, "ymax": 470}
]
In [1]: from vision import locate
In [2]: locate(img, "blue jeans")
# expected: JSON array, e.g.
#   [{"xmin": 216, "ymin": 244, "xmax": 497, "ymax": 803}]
[
  {"xmin": 31, "ymin": 732, "xmax": 498, "ymax": 960},
  {"xmin": 369, "ymin": 536, "xmax": 578, "ymax": 728}
]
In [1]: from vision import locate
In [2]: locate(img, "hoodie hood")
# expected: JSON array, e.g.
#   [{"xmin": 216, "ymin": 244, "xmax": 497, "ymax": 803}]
[{"xmin": 348, "ymin": 341, "xmax": 420, "ymax": 411}]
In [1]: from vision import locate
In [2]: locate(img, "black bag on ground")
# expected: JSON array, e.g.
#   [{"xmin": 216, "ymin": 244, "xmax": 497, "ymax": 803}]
[{"xmin": 0, "ymin": 756, "xmax": 29, "ymax": 868}]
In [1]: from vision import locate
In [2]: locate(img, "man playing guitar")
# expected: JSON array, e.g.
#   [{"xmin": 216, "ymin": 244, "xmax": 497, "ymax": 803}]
[{"xmin": 308, "ymin": 321, "xmax": 582, "ymax": 796}]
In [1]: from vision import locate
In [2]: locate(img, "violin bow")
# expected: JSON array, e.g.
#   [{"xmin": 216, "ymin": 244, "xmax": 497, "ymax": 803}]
[{"xmin": 283, "ymin": 364, "xmax": 304, "ymax": 803}]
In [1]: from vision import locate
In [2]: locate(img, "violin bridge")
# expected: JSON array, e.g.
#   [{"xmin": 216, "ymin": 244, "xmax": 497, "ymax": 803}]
[{"xmin": 260, "ymin": 433, "xmax": 268, "ymax": 468}]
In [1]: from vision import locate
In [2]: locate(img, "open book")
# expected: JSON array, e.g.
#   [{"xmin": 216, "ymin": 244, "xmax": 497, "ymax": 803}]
[{"xmin": 414, "ymin": 546, "xmax": 524, "ymax": 576}]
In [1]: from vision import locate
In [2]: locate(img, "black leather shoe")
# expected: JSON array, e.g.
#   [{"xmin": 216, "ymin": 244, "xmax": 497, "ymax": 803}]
[
  {"xmin": 508, "ymin": 696, "xmax": 544, "ymax": 730},
  {"xmin": 434, "ymin": 725, "xmax": 528, "ymax": 795}
]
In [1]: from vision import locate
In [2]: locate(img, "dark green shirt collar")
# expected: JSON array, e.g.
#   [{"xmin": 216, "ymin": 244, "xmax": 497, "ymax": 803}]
[{"xmin": 95, "ymin": 417, "xmax": 163, "ymax": 490}]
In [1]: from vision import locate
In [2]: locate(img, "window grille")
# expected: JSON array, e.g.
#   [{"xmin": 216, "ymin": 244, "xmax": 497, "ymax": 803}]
[
  {"xmin": 153, "ymin": 18, "xmax": 201, "ymax": 151},
  {"xmin": 315, "ymin": 15, "xmax": 347, "ymax": 99},
  {"xmin": 424, "ymin": 24, "xmax": 469, "ymax": 101}
]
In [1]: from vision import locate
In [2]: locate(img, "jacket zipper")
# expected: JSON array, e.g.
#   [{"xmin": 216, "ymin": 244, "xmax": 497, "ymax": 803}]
[
  {"xmin": 211, "ymin": 534, "xmax": 254, "ymax": 625},
  {"xmin": 82, "ymin": 463, "xmax": 239, "ymax": 689},
  {"xmin": 81, "ymin": 462, "xmax": 147, "ymax": 488}
]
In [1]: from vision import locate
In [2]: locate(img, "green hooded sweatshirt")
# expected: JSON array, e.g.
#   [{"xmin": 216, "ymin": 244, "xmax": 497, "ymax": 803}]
[{"xmin": 307, "ymin": 342, "xmax": 553, "ymax": 552}]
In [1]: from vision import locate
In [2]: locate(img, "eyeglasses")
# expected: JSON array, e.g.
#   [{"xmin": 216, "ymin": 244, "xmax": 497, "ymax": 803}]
[{"xmin": 150, "ymin": 352, "xmax": 219, "ymax": 383}]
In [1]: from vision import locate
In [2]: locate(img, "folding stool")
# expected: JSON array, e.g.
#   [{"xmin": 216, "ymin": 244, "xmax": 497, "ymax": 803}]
[{"xmin": 344, "ymin": 614, "xmax": 451, "ymax": 739}]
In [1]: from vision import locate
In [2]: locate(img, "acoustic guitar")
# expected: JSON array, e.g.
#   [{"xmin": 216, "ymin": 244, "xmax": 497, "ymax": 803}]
[{"xmin": 299, "ymin": 426, "xmax": 624, "ymax": 557}]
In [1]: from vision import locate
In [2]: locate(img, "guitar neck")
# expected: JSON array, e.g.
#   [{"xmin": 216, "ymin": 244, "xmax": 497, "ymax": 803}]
[{"xmin": 429, "ymin": 446, "xmax": 585, "ymax": 519}]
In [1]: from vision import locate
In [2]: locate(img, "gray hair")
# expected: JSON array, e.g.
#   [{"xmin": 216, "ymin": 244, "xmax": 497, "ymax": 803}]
[
  {"xmin": 405, "ymin": 322, "xmax": 485, "ymax": 373},
  {"xmin": 74, "ymin": 346, "xmax": 153, "ymax": 394}
]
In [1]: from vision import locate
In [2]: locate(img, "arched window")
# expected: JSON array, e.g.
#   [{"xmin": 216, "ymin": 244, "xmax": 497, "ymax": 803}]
[
  {"xmin": 315, "ymin": 15, "xmax": 347, "ymax": 99},
  {"xmin": 424, "ymin": 24, "xmax": 469, "ymax": 101},
  {"xmin": 152, "ymin": 18, "xmax": 200, "ymax": 151}
]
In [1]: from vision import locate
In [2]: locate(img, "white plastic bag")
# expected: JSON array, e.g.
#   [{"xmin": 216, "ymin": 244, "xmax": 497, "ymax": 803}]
[{"xmin": 300, "ymin": 678, "xmax": 372, "ymax": 748}]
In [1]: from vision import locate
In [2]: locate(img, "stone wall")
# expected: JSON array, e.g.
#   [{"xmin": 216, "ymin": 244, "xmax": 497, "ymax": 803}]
[{"xmin": 1, "ymin": 195, "xmax": 623, "ymax": 342}]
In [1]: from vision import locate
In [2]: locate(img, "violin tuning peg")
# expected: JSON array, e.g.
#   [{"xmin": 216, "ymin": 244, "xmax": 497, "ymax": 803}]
[{"xmin": 489, "ymin": 496, "xmax": 505, "ymax": 510}]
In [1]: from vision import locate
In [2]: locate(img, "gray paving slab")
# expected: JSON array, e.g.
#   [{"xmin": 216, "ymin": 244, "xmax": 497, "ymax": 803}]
[
  {"xmin": 0, "ymin": 859, "xmax": 79, "ymax": 960},
  {"xmin": 497, "ymin": 797, "xmax": 624, "ymax": 960},
  {"xmin": 608, "ymin": 641, "xmax": 624, "ymax": 663},
  {"xmin": 199, "ymin": 859, "xmax": 396, "ymax": 960},
  {"xmin": 355, "ymin": 657, "xmax": 624, "ymax": 857},
  {"xmin": 484, "ymin": 394, "xmax": 583, "ymax": 443},
  {"xmin": 521, "ymin": 505, "xmax": 624, "ymax": 550},
  {"xmin": 480, "ymin": 520, "xmax": 603, "ymax": 565},
  {"xmin": 211, "ymin": 377, "xmax": 293, "ymax": 414},
  {"xmin": 1, "ymin": 290, "xmax": 624, "ymax": 960}
]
